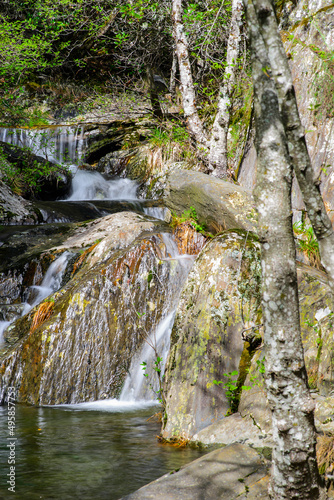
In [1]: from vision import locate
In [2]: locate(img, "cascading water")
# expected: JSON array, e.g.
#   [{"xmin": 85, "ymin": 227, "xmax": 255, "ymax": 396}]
[
  {"xmin": 120, "ymin": 233, "xmax": 195, "ymax": 403},
  {"xmin": 0, "ymin": 126, "xmax": 139, "ymax": 203},
  {"xmin": 66, "ymin": 169, "xmax": 137, "ymax": 201},
  {"xmin": 0, "ymin": 252, "xmax": 71, "ymax": 343},
  {"xmin": 0, "ymin": 126, "xmax": 86, "ymax": 164},
  {"xmin": 23, "ymin": 251, "xmax": 71, "ymax": 314}
]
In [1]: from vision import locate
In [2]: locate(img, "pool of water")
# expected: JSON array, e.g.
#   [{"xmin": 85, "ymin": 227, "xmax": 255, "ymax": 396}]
[{"xmin": 0, "ymin": 402, "xmax": 205, "ymax": 500}]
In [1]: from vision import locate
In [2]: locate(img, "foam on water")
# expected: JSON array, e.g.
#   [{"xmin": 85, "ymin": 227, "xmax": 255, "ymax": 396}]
[{"xmin": 52, "ymin": 399, "xmax": 157, "ymax": 412}]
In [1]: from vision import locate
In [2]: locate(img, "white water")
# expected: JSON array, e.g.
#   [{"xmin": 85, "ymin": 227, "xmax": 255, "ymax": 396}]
[
  {"xmin": 120, "ymin": 312, "xmax": 176, "ymax": 402},
  {"xmin": 0, "ymin": 126, "xmax": 139, "ymax": 202},
  {"xmin": 66, "ymin": 169, "xmax": 137, "ymax": 201},
  {"xmin": 52, "ymin": 399, "xmax": 157, "ymax": 412},
  {"xmin": 120, "ymin": 233, "xmax": 195, "ymax": 403},
  {"xmin": 0, "ymin": 252, "xmax": 71, "ymax": 343},
  {"xmin": 23, "ymin": 251, "xmax": 71, "ymax": 314},
  {"xmin": 0, "ymin": 321, "xmax": 11, "ymax": 343},
  {"xmin": 0, "ymin": 126, "xmax": 86, "ymax": 164}
]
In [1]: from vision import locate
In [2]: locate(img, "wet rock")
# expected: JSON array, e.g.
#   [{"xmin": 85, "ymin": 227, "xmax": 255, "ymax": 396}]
[
  {"xmin": 0, "ymin": 212, "xmax": 181, "ymax": 405},
  {"xmin": 0, "ymin": 180, "xmax": 41, "ymax": 225},
  {"xmin": 162, "ymin": 231, "xmax": 262, "ymax": 440},
  {"xmin": 122, "ymin": 443, "xmax": 270, "ymax": 500},
  {"xmin": 84, "ymin": 119, "xmax": 153, "ymax": 164},
  {"xmin": 164, "ymin": 170, "xmax": 256, "ymax": 234}
]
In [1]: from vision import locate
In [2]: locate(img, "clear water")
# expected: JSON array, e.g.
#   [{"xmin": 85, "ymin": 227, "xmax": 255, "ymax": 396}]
[{"xmin": 0, "ymin": 403, "xmax": 204, "ymax": 500}]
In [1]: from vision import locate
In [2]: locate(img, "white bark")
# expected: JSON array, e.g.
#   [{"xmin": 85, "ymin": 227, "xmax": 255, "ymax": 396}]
[
  {"xmin": 169, "ymin": 47, "xmax": 178, "ymax": 96},
  {"xmin": 245, "ymin": 1, "xmax": 325, "ymax": 498},
  {"xmin": 209, "ymin": 0, "xmax": 244, "ymax": 178},
  {"xmin": 253, "ymin": 0, "xmax": 334, "ymax": 298},
  {"xmin": 171, "ymin": 0, "xmax": 209, "ymax": 150}
]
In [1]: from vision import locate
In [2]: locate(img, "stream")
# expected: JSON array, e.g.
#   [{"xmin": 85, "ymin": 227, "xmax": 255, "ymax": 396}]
[
  {"xmin": 0, "ymin": 403, "xmax": 204, "ymax": 500},
  {"xmin": 0, "ymin": 126, "xmax": 204, "ymax": 499}
]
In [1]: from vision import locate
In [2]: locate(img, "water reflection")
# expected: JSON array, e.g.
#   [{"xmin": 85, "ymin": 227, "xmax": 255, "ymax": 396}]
[{"xmin": 0, "ymin": 404, "xmax": 205, "ymax": 500}]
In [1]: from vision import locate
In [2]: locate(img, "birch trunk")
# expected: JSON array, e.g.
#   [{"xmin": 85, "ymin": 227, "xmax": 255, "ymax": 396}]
[
  {"xmin": 245, "ymin": 1, "xmax": 324, "ymax": 498},
  {"xmin": 209, "ymin": 0, "xmax": 244, "ymax": 178},
  {"xmin": 169, "ymin": 48, "xmax": 178, "ymax": 97},
  {"xmin": 171, "ymin": 0, "xmax": 208, "ymax": 149},
  {"xmin": 252, "ymin": 0, "xmax": 334, "ymax": 297}
]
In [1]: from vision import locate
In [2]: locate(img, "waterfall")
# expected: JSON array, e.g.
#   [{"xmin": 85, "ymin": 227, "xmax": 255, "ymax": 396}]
[
  {"xmin": 120, "ymin": 233, "xmax": 195, "ymax": 403},
  {"xmin": 0, "ymin": 252, "xmax": 71, "ymax": 343},
  {"xmin": 0, "ymin": 126, "xmax": 138, "ymax": 201},
  {"xmin": 0, "ymin": 321, "xmax": 11, "ymax": 343},
  {"xmin": 23, "ymin": 251, "xmax": 71, "ymax": 313},
  {"xmin": 0, "ymin": 126, "xmax": 86, "ymax": 164},
  {"xmin": 65, "ymin": 170, "xmax": 137, "ymax": 201}
]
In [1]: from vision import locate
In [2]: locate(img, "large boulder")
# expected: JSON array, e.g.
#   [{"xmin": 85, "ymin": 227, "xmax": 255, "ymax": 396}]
[
  {"xmin": 164, "ymin": 170, "xmax": 256, "ymax": 234},
  {"xmin": 191, "ymin": 411, "xmax": 274, "ymax": 449},
  {"xmin": 162, "ymin": 230, "xmax": 262, "ymax": 439},
  {"xmin": 0, "ymin": 212, "xmax": 181, "ymax": 405},
  {"xmin": 123, "ymin": 443, "xmax": 270, "ymax": 500}
]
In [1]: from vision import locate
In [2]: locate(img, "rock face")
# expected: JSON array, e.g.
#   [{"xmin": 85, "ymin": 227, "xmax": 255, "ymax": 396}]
[
  {"xmin": 83, "ymin": 119, "xmax": 153, "ymax": 164},
  {"xmin": 164, "ymin": 170, "xmax": 256, "ymax": 234},
  {"xmin": 191, "ymin": 411, "xmax": 273, "ymax": 449},
  {"xmin": 298, "ymin": 264, "xmax": 334, "ymax": 397},
  {"xmin": 172, "ymin": 257, "xmax": 334, "ymax": 448},
  {"xmin": 238, "ymin": 0, "xmax": 334, "ymax": 223},
  {"xmin": 162, "ymin": 231, "xmax": 262, "ymax": 439},
  {"xmin": 0, "ymin": 212, "xmax": 183, "ymax": 405},
  {"xmin": 123, "ymin": 443, "xmax": 270, "ymax": 500},
  {"xmin": 0, "ymin": 180, "xmax": 41, "ymax": 225}
]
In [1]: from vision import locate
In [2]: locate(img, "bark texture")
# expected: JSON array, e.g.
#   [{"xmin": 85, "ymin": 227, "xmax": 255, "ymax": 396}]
[
  {"xmin": 253, "ymin": 0, "xmax": 334, "ymax": 297},
  {"xmin": 209, "ymin": 0, "xmax": 244, "ymax": 178},
  {"xmin": 172, "ymin": 0, "xmax": 209, "ymax": 149},
  {"xmin": 245, "ymin": 1, "xmax": 324, "ymax": 498}
]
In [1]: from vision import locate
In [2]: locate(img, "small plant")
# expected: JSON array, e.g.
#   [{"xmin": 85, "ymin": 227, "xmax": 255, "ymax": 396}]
[
  {"xmin": 171, "ymin": 206, "xmax": 213, "ymax": 237},
  {"xmin": 293, "ymin": 219, "xmax": 321, "ymax": 269},
  {"xmin": 213, "ymin": 358, "xmax": 266, "ymax": 414},
  {"xmin": 141, "ymin": 356, "xmax": 166, "ymax": 408},
  {"xmin": 213, "ymin": 370, "xmax": 251, "ymax": 412}
]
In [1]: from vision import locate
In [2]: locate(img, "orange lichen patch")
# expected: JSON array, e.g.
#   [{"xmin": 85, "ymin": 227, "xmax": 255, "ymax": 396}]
[
  {"xmin": 147, "ymin": 412, "xmax": 163, "ymax": 423},
  {"xmin": 173, "ymin": 222, "xmax": 207, "ymax": 255},
  {"xmin": 72, "ymin": 241, "xmax": 100, "ymax": 275},
  {"xmin": 317, "ymin": 434, "xmax": 334, "ymax": 476},
  {"xmin": 111, "ymin": 239, "xmax": 156, "ymax": 285},
  {"xmin": 157, "ymin": 435, "xmax": 189, "ymax": 448},
  {"xmin": 30, "ymin": 301, "xmax": 54, "ymax": 334}
]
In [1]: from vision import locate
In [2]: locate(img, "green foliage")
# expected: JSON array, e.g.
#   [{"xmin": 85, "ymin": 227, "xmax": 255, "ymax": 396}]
[
  {"xmin": 213, "ymin": 370, "xmax": 239, "ymax": 405},
  {"xmin": 0, "ymin": 131, "xmax": 70, "ymax": 197},
  {"xmin": 293, "ymin": 220, "xmax": 321, "ymax": 269},
  {"xmin": 170, "ymin": 205, "xmax": 213, "ymax": 237},
  {"xmin": 213, "ymin": 359, "xmax": 265, "ymax": 414},
  {"xmin": 149, "ymin": 122, "xmax": 191, "ymax": 152},
  {"xmin": 141, "ymin": 356, "xmax": 165, "ymax": 408}
]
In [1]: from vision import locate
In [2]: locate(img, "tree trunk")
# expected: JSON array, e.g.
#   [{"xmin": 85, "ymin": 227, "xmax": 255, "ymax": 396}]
[
  {"xmin": 245, "ymin": 1, "xmax": 325, "ymax": 498},
  {"xmin": 171, "ymin": 0, "xmax": 208, "ymax": 149},
  {"xmin": 169, "ymin": 47, "xmax": 178, "ymax": 97},
  {"xmin": 252, "ymin": 0, "xmax": 334, "ymax": 297},
  {"xmin": 209, "ymin": 0, "xmax": 244, "ymax": 178}
]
